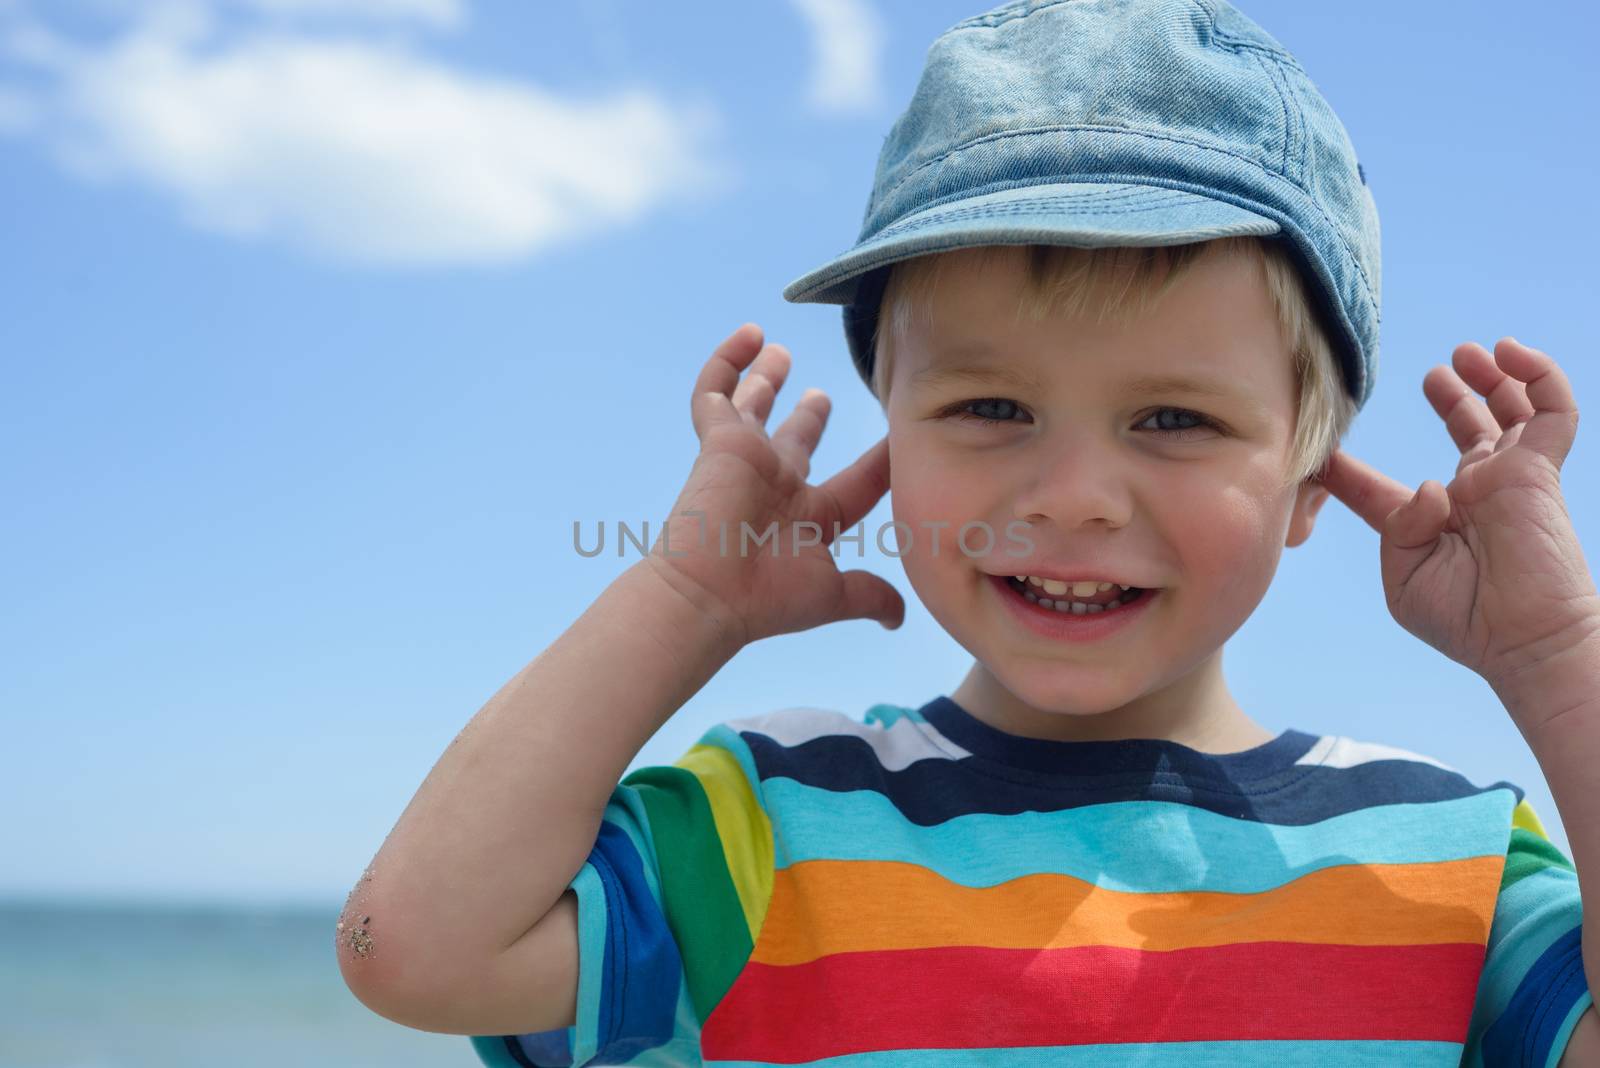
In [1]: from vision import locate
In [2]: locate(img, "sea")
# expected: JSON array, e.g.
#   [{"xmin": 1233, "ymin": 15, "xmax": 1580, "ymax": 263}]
[{"xmin": 0, "ymin": 899, "xmax": 490, "ymax": 1068}]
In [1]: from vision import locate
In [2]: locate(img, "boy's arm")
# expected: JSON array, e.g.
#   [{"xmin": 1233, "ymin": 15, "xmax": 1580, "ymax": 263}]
[
  {"xmin": 1315, "ymin": 340, "xmax": 1596, "ymax": 1062},
  {"xmin": 1496, "ymin": 631, "xmax": 1600, "ymax": 1067},
  {"xmin": 1496, "ymin": 631, "xmax": 1600, "ymax": 1001},
  {"xmin": 1559, "ymin": 1007, "xmax": 1600, "ymax": 1067},
  {"xmin": 336, "ymin": 556, "xmax": 742, "ymax": 1029},
  {"xmin": 335, "ymin": 325, "xmax": 897, "ymax": 1036}
]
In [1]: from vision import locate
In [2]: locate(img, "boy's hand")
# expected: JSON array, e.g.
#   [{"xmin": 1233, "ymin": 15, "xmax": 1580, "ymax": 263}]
[
  {"xmin": 1317, "ymin": 337, "xmax": 1600, "ymax": 735},
  {"xmin": 641, "ymin": 323, "xmax": 905, "ymax": 651}
]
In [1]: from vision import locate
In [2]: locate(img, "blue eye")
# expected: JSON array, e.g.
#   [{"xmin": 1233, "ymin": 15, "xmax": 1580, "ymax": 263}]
[
  {"xmin": 1136, "ymin": 407, "xmax": 1223, "ymax": 439},
  {"xmin": 941, "ymin": 399, "xmax": 1223, "ymax": 439},
  {"xmin": 945, "ymin": 398, "xmax": 1025, "ymax": 425}
]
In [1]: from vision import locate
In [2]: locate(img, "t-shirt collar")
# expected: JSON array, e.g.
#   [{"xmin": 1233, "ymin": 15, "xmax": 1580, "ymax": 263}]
[{"xmin": 918, "ymin": 694, "xmax": 1321, "ymax": 785}]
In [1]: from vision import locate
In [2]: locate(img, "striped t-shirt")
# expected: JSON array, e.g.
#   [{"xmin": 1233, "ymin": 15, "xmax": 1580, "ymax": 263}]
[{"xmin": 470, "ymin": 696, "xmax": 1592, "ymax": 1067}]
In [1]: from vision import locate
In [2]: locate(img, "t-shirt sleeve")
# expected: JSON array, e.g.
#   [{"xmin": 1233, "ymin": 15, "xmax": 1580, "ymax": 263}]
[
  {"xmin": 469, "ymin": 720, "xmax": 775, "ymax": 1067},
  {"xmin": 1462, "ymin": 795, "xmax": 1592, "ymax": 1068}
]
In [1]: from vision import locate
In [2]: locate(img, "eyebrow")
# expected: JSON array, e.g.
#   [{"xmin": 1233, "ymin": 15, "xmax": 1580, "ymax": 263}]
[
  {"xmin": 908, "ymin": 364, "xmax": 1048, "ymax": 392},
  {"xmin": 909, "ymin": 363, "xmax": 1250, "ymax": 403}
]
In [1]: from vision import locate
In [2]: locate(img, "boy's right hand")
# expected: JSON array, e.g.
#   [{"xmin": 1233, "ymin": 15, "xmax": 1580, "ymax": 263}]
[{"xmin": 641, "ymin": 322, "xmax": 905, "ymax": 652}]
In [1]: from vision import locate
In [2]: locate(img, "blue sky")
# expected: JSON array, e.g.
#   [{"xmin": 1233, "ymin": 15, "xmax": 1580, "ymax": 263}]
[{"xmin": 1, "ymin": 0, "xmax": 1596, "ymax": 909}]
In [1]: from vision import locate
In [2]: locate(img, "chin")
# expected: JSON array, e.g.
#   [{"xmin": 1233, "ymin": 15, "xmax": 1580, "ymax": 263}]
[{"xmin": 987, "ymin": 661, "xmax": 1145, "ymax": 717}]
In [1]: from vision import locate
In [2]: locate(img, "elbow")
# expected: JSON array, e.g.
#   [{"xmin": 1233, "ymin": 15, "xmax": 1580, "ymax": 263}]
[
  {"xmin": 335, "ymin": 914, "xmax": 408, "ymax": 1026},
  {"xmin": 333, "ymin": 905, "xmax": 458, "ymax": 1033}
]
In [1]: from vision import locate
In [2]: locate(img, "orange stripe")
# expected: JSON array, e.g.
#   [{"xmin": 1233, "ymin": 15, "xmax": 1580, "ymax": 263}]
[{"xmin": 752, "ymin": 855, "xmax": 1504, "ymax": 964}]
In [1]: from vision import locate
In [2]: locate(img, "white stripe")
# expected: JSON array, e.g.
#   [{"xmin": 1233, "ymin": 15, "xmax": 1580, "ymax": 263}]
[
  {"xmin": 1311, "ymin": 735, "xmax": 1461, "ymax": 773},
  {"xmin": 725, "ymin": 705, "xmax": 968, "ymax": 772}
]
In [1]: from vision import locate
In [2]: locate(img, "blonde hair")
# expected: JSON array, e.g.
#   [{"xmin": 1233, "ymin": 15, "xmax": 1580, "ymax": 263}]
[{"xmin": 871, "ymin": 236, "xmax": 1357, "ymax": 491}]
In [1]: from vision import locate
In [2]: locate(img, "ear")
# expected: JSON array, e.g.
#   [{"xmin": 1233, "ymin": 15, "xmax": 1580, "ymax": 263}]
[{"xmin": 1285, "ymin": 479, "xmax": 1330, "ymax": 549}]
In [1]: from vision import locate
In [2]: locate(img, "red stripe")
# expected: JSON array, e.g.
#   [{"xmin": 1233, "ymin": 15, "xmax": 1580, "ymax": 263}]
[{"xmin": 702, "ymin": 940, "xmax": 1485, "ymax": 1062}]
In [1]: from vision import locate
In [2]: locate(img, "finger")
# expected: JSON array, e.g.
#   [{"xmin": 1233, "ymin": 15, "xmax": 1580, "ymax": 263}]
[
  {"xmin": 829, "ymin": 569, "xmax": 906, "ymax": 631},
  {"xmin": 1422, "ymin": 364, "xmax": 1502, "ymax": 468},
  {"xmin": 816, "ymin": 436, "xmax": 892, "ymax": 534},
  {"xmin": 1452, "ymin": 341, "xmax": 1535, "ymax": 431},
  {"xmin": 692, "ymin": 323, "xmax": 766, "ymax": 438},
  {"xmin": 1492, "ymin": 337, "xmax": 1580, "ymax": 469},
  {"xmin": 770, "ymin": 388, "xmax": 831, "ymax": 481},
  {"xmin": 1315, "ymin": 448, "xmax": 1415, "ymax": 535},
  {"xmin": 730, "ymin": 343, "xmax": 793, "ymax": 428}
]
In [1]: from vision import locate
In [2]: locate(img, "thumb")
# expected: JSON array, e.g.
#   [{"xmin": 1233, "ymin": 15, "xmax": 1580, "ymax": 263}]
[
  {"xmin": 1383, "ymin": 479, "xmax": 1451, "ymax": 551},
  {"xmin": 831, "ymin": 569, "xmax": 906, "ymax": 631}
]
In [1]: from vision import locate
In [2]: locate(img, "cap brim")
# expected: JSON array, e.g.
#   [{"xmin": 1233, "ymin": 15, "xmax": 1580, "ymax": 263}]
[{"xmin": 782, "ymin": 181, "xmax": 1282, "ymax": 305}]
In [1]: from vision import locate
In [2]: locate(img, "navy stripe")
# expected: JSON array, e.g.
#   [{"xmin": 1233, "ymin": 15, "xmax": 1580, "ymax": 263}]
[
  {"xmin": 921, "ymin": 695, "xmax": 1316, "ymax": 780},
  {"xmin": 741, "ymin": 711, "xmax": 1521, "ymax": 829}
]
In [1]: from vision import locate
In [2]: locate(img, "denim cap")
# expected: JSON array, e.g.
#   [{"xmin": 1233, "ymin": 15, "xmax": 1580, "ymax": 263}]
[{"xmin": 781, "ymin": 0, "xmax": 1381, "ymax": 412}]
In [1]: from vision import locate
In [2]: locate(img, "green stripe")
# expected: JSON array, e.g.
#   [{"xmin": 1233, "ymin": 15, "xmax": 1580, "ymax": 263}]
[
  {"xmin": 623, "ymin": 763, "xmax": 755, "ymax": 1023},
  {"xmin": 1501, "ymin": 825, "xmax": 1575, "ymax": 892}
]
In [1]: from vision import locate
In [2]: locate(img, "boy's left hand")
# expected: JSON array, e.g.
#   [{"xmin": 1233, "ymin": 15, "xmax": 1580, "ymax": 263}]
[{"xmin": 1317, "ymin": 337, "xmax": 1600, "ymax": 733}]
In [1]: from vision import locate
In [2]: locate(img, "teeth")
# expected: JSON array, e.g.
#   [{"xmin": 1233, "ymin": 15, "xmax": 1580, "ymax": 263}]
[
  {"xmin": 1014, "ymin": 582, "xmax": 1144, "ymax": 615},
  {"xmin": 1014, "ymin": 576, "xmax": 1128, "ymax": 594}
]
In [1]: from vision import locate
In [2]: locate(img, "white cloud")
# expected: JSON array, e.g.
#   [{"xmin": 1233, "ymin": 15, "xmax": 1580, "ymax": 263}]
[
  {"xmin": 4, "ymin": 5, "xmax": 734, "ymax": 265},
  {"xmin": 788, "ymin": 0, "xmax": 885, "ymax": 116}
]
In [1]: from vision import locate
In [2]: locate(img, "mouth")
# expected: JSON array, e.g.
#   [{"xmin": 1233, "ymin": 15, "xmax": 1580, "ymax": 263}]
[{"xmin": 999, "ymin": 574, "xmax": 1159, "ymax": 616}]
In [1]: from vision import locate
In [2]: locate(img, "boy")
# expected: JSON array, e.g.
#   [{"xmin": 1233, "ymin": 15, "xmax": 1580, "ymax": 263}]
[{"xmin": 337, "ymin": 0, "xmax": 1600, "ymax": 1064}]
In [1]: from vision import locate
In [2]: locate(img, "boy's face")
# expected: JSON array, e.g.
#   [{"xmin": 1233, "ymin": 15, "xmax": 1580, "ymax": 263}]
[{"xmin": 884, "ymin": 244, "xmax": 1330, "ymax": 735}]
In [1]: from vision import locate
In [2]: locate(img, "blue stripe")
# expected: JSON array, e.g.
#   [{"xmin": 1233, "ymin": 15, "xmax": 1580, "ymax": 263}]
[
  {"xmin": 1474, "ymin": 867, "xmax": 1585, "ymax": 1048},
  {"xmin": 1543, "ymin": 993, "xmax": 1596, "ymax": 1068},
  {"xmin": 1484, "ymin": 923, "xmax": 1589, "ymax": 1067},
  {"xmin": 760, "ymin": 775, "xmax": 1513, "ymax": 890},
  {"xmin": 583, "ymin": 818, "xmax": 685, "ymax": 1062},
  {"xmin": 493, "ymin": 817, "xmax": 694, "ymax": 1067}
]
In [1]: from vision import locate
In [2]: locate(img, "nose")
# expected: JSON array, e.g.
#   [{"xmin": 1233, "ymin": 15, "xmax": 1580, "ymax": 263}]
[{"xmin": 1010, "ymin": 428, "xmax": 1134, "ymax": 530}]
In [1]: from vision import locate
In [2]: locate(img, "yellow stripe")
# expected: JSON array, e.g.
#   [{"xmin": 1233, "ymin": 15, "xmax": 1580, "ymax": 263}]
[
  {"xmin": 1511, "ymin": 797, "xmax": 1549, "ymax": 840},
  {"xmin": 674, "ymin": 741, "xmax": 774, "ymax": 944}
]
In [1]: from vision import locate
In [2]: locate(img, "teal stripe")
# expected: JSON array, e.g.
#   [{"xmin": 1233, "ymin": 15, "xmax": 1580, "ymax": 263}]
[
  {"xmin": 600, "ymin": 787, "xmax": 667, "ymax": 903},
  {"xmin": 1483, "ymin": 866, "xmax": 1584, "ymax": 1009},
  {"xmin": 706, "ymin": 1039, "xmax": 1465, "ymax": 1066},
  {"xmin": 1463, "ymin": 864, "xmax": 1584, "ymax": 1063},
  {"xmin": 861, "ymin": 702, "xmax": 923, "ymax": 729},
  {"xmin": 569, "ymin": 860, "xmax": 607, "ymax": 1066},
  {"xmin": 761, "ymin": 777, "xmax": 1511, "ymax": 891}
]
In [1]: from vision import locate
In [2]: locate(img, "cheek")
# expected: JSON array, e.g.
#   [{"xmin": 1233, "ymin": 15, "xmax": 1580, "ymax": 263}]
[
  {"xmin": 1172, "ymin": 481, "xmax": 1286, "ymax": 585},
  {"xmin": 888, "ymin": 443, "xmax": 996, "ymax": 579},
  {"xmin": 889, "ymin": 432, "xmax": 965, "ymax": 522},
  {"xmin": 892, "ymin": 473, "xmax": 969, "ymax": 527}
]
